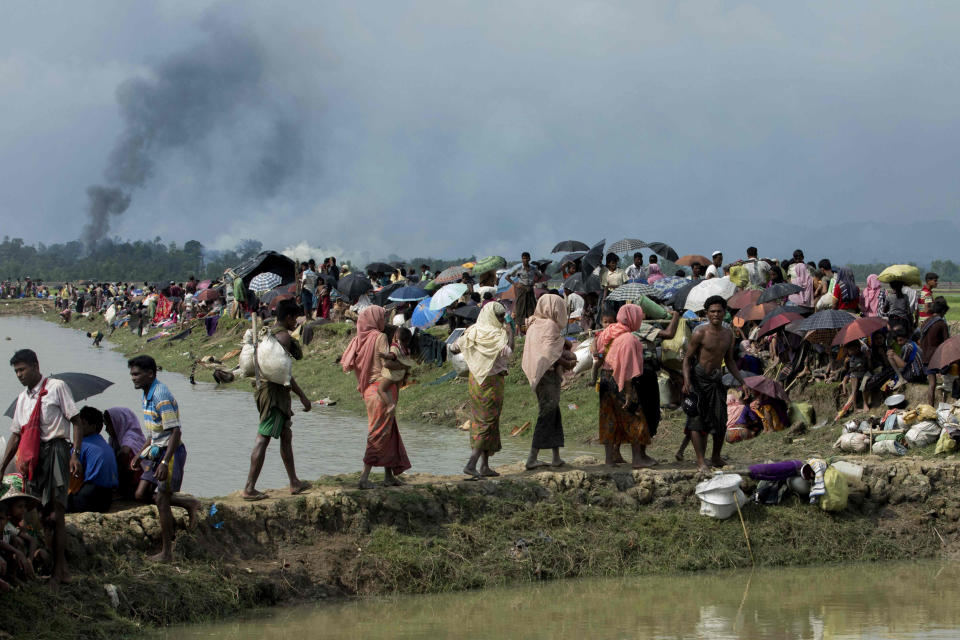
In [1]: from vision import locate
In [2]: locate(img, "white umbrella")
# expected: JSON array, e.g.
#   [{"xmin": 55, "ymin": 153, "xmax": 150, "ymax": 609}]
[
  {"xmin": 429, "ymin": 283, "xmax": 469, "ymax": 310},
  {"xmin": 685, "ymin": 277, "xmax": 738, "ymax": 312}
]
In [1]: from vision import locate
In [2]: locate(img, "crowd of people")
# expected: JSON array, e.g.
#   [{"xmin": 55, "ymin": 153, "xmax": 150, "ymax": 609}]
[{"xmin": 0, "ymin": 243, "xmax": 956, "ymax": 589}]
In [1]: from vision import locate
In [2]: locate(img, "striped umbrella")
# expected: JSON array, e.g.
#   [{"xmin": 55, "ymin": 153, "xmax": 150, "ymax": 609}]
[
  {"xmin": 607, "ymin": 282, "xmax": 658, "ymax": 302},
  {"xmin": 434, "ymin": 265, "xmax": 469, "ymax": 284},
  {"xmin": 794, "ymin": 310, "xmax": 857, "ymax": 333},
  {"xmin": 608, "ymin": 238, "xmax": 647, "ymax": 254},
  {"xmin": 249, "ymin": 272, "xmax": 282, "ymax": 293}
]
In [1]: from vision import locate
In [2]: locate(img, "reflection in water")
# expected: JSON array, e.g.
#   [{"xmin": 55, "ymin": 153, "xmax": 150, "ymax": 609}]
[
  {"xmin": 0, "ymin": 316, "xmax": 590, "ymax": 497},
  {"xmin": 161, "ymin": 562, "xmax": 960, "ymax": 639}
]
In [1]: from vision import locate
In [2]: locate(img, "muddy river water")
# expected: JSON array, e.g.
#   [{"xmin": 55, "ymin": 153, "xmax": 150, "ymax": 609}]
[
  {"xmin": 0, "ymin": 315, "xmax": 588, "ymax": 496},
  {"xmin": 158, "ymin": 560, "xmax": 957, "ymax": 639}
]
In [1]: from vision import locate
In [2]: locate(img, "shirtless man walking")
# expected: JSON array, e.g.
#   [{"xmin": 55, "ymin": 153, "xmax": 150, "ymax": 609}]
[{"xmin": 682, "ymin": 296, "xmax": 745, "ymax": 475}]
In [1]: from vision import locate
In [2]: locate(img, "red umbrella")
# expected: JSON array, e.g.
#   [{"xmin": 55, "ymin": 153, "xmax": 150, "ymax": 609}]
[
  {"xmin": 830, "ymin": 317, "xmax": 889, "ymax": 347},
  {"xmin": 928, "ymin": 336, "xmax": 960, "ymax": 371},
  {"xmin": 735, "ymin": 302, "xmax": 776, "ymax": 322},
  {"xmin": 676, "ymin": 254, "xmax": 711, "ymax": 267},
  {"xmin": 197, "ymin": 279, "xmax": 212, "ymax": 290},
  {"xmin": 196, "ymin": 288, "xmax": 220, "ymax": 302},
  {"xmin": 728, "ymin": 290, "xmax": 763, "ymax": 310},
  {"xmin": 743, "ymin": 375, "xmax": 789, "ymax": 401},
  {"xmin": 756, "ymin": 312, "xmax": 803, "ymax": 338}
]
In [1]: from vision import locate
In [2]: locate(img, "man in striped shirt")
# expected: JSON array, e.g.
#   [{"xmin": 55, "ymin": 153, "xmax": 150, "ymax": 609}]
[{"xmin": 128, "ymin": 355, "xmax": 199, "ymax": 563}]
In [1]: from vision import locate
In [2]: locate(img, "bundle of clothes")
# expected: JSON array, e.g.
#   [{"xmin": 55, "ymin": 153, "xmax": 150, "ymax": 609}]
[{"xmin": 833, "ymin": 393, "xmax": 960, "ymax": 456}]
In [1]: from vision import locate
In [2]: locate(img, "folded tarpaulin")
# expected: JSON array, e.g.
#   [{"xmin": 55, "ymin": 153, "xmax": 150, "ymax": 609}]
[{"xmin": 748, "ymin": 460, "xmax": 803, "ymax": 481}]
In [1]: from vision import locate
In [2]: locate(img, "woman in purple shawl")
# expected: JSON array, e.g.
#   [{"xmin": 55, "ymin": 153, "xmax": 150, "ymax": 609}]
[{"xmin": 103, "ymin": 407, "xmax": 146, "ymax": 499}]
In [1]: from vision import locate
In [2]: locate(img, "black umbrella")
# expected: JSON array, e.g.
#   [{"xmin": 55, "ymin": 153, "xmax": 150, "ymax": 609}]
[
  {"xmin": 370, "ymin": 282, "xmax": 405, "ymax": 306},
  {"xmin": 608, "ymin": 238, "xmax": 647, "ymax": 254},
  {"xmin": 581, "ymin": 239, "xmax": 606, "ymax": 275},
  {"xmin": 558, "ymin": 251, "xmax": 587, "ymax": 265},
  {"xmin": 668, "ymin": 281, "xmax": 699, "ymax": 310},
  {"xmin": 794, "ymin": 310, "xmax": 857, "ymax": 333},
  {"xmin": 533, "ymin": 259, "xmax": 553, "ymax": 270},
  {"xmin": 453, "ymin": 305, "xmax": 481, "ymax": 322},
  {"xmin": 365, "ymin": 262, "xmax": 395, "ymax": 274},
  {"xmin": 760, "ymin": 305, "xmax": 814, "ymax": 326},
  {"xmin": 757, "ymin": 283, "xmax": 802, "ymax": 304},
  {"xmin": 645, "ymin": 242, "xmax": 679, "ymax": 262},
  {"xmin": 4, "ymin": 373, "xmax": 114, "ymax": 419},
  {"xmin": 336, "ymin": 273, "xmax": 373, "ymax": 300},
  {"xmin": 563, "ymin": 272, "xmax": 602, "ymax": 295},
  {"xmin": 260, "ymin": 285, "xmax": 293, "ymax": 306},
  {"xmin": 552, "ymin": 240, "xmax": 590, "ymax": 253}
]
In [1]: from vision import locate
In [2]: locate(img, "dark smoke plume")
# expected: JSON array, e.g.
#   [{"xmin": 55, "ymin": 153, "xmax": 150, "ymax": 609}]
[
  {"xmin": 83, "ymin": 18, "xmax": 304, "ymax": 247},
  {"xmin": 82, "ymin": 186, "xmax": 132, "ymax": 248}
]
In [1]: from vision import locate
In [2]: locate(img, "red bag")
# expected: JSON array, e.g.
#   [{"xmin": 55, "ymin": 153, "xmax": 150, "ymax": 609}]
[{"xmin": 16, "ymin": 378, "xmax": 48, "ymax": 481}]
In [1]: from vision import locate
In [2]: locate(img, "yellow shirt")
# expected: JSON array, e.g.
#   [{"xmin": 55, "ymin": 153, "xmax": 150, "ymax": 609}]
[{"xmin": 600, "ymin": 268, "xmax": 626, "ymax": 289}]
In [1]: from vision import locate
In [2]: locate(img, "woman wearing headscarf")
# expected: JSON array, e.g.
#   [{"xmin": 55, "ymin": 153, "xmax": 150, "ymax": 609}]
[
  {"xmin": 593, "ymin": 304, "xmax": 655, "ymax": 467},
  {"xmin": 450, "ymin": 302, "xmax": 514, "ymax": 478},
  {"xmin": 521, "ymin": 294, "xmax": 577, "ymax": 469},
  {"xmin": 103, "ymin": 407, "xmax": 146, "ymax": 499},
  {"xmin": 831, "ymin": 267, "xmax": 860, "ymax": 312},
  {"xmin": 646, "ymin": 263, "xmax": 665, "ymax": 284},
  {"xmin": 860, "ymin": 274, "xmax": 885, "ymax": 318},
  {"xmin": 787, "ymin": 262, "xmax": 814, "ymax": 306},
  {"xmin": 342, "ymin": 306, "xmax": 411, "ymax": 489}
]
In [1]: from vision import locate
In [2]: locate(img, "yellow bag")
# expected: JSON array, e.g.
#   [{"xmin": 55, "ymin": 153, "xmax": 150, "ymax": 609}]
[
  {"xmin": 935, "ymin": 429, "xmax": 957, "ymax": 455},
  {"xmin": 820, "ymin": 466, "xmax": 849, "ymax": 512},
  {"xmin": 915, "ymin": 404, "xmax": 938, "ymax": 421},
  {"xmin": 901, "ymin": 410, "xmax": 918, "ymax": 426},
  {"xmin": 661, "ymin": 318, "xmax": 692, "ymax": 371}
]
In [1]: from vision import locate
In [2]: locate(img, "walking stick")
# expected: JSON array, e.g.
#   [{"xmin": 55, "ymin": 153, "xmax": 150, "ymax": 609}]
[{"xmin": 734, "ymin": 496, "xmax": 755, "ymax": 566}]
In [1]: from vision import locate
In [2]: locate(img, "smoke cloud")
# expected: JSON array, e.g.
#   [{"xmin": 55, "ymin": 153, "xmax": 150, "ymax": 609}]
[{"xmin": 82, "ymin": 15, "xmax": 304, "ymax": 247}]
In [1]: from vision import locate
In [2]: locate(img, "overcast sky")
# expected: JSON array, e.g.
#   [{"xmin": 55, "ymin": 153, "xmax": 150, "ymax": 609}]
[{"xmin": 2, "ymin": 1, "xmax": 958, "ymax": 264}]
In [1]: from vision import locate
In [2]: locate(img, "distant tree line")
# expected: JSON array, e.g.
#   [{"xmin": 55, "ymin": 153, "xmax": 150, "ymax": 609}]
[{"xmin": 0, "ymin": 236, "xmax": 265, "ymax": 283}]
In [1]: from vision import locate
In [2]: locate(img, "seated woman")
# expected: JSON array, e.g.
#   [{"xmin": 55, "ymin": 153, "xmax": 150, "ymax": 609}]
[
  {"xmin": 103, "ymin": 407, "xmax": 146, "ymax": 500},
  {"xmin": 887, "ymin": 326, "xmax": 926, "ymax": 385}
]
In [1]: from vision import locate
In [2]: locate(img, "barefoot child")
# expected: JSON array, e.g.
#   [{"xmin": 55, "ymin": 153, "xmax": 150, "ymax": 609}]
[{"xmin": 377, "ymin": 327, "xmax": 415, "ymax": 414}]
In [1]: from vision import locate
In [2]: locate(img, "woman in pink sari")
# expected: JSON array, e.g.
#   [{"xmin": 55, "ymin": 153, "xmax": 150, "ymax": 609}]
[
  {"xmin": 787, "ymin": 262, "xmax": 814, "ymax": 307},
  {"xmin": 342, "ymin": 306, "xmax": 411, "ymax": 489},
  {"xmin": 860, "ymin": 274, "xmax": 885, "ymax": 318}
]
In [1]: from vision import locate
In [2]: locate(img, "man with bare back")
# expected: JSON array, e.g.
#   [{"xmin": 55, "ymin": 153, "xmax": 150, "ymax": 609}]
[{"xmin": 682, "ymin": 296, "xmax": 745, "ymax": 474}]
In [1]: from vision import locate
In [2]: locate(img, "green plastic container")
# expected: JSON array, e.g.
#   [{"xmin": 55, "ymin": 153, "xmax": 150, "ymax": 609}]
[{"xmin": 638, "ymin": 295, "xmax": 668, "ymax": 320}]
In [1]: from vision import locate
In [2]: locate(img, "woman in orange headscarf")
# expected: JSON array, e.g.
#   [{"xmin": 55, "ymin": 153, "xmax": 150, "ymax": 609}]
[
  {"xmin": 342, "ymin": 306, "xmax": 411, "ymax": 489},
  {"xmin": 521, "ymin": 294, "xmax": 577, "ymax": 469},
  {"xmin": 593, "ymin": 304, "xmax": 655, "ymax": 467}
]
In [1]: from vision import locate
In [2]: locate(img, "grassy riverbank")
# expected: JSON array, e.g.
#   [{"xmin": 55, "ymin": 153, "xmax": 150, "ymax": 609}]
[{"xmin": 2, "ymin": 457, "xmax": 957, "ymax": 639}]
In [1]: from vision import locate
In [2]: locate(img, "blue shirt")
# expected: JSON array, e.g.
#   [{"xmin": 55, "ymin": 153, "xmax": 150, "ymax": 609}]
[
  {"xmin": 79, "ymin": 433, "xmax": 118, "ymax": 488},
  {"xmin": 142, "ymin": 379, "xmax": 181, "ymax": 447}
]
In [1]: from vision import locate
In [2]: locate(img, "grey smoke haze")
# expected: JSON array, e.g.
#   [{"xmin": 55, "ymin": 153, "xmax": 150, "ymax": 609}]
[
  {"xmin": 2, "ymin": 2, "xmax": 959, "ymax": 262},
  {"xmin": 83, "ymin": 14, "xmax": 304, "ymax": 245}
]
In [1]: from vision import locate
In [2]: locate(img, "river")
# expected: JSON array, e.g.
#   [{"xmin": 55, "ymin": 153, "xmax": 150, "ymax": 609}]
[
  {"xmin": 155, "ymin": 560, "xmax": 957, "ymax": 639},
  {"xmin": 0, "ymin": 315, "xmax": 586, "ymax": 497}
]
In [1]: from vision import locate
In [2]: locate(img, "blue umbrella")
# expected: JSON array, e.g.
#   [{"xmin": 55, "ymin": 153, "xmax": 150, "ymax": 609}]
[
  {"xmin": 649, "ymin": 276, "xmax": 689, "ymax": 301},
  {"xmin": 411, "ymin": 297, "xmax": 444, "ymax": 328},
  {"xmin": 388, "ymin": 286, "xmax": 430, "ymax": 302}
]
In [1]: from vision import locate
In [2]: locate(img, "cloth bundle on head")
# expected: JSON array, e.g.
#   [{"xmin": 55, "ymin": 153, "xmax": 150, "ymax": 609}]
[
  {"xmin": 458, "ymin": 302, "xmax": 508, "ymax": 384},
  {"xmin": 836, "ymin": 267, "xmax": 859, "ymax": 302},
  {"xmin": 861, "ymin": 274, "xmax": 882, "ymax": 316},
  {"xmin": 341, "ymin": 306, "xmax": 386, "ymax": 391},
  {"xmin": 729, "ymin": 265, "xmax": 748, "ymax": 289},
  {"xmin": 521, "ymin": 294, "xmax": 568, "ymax": 388},
  {"xmin": 788, "ymin": 263, "xmax": 813, "ymax": 306},
  {"xmin": 105, "ymin": 407, "xmax": 145, "ymax": 453},
  {"xmin": 646, "ymin": 263, "xmax": 664, "ymax": 283},
  {"xmin": 596, "ymin": 304, "xmax": 645, "ymax": 355}
]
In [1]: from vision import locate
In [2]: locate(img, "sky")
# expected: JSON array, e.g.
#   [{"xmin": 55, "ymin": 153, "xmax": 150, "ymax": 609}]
[{"xmin": 1, "ymin": 1, "xmax": 958, "ymax": 265}]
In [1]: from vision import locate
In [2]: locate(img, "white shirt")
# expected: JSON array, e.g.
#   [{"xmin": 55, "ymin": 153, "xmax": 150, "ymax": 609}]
[
  {"xmin": 566, "ymin": 292, "xmax": 585, "ymax": 319},
  {"xmin": 743, "ymin": 259, "xmax": 770, "ymax": 288},
  {"xmin": 705, "ymin": 264, "xmax": 721, "ymax": 279},
  {"xmin": 11, "ymin": 377, "xmax": 77, "ymax": 442},
  {"xmin": 625, "ymin": 265, "xmax": 645, "ymax": 280}
]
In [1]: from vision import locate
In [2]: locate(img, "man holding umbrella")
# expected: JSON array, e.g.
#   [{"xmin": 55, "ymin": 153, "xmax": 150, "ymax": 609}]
[{"xmin": 2, "ymin": 349, "xmax": 79, "ymax": 586}]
